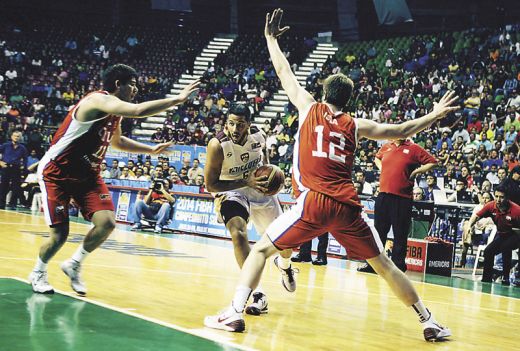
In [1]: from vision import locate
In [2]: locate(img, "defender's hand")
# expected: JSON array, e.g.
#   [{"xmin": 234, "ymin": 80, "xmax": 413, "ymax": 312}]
[
  {"xmin": 151, "ymin": 141, "xmax": 174, "ymax": 155},
  {"xmin": 433, "ymin": 90, "xmax": 460, "ymax": 120},
  {"xmin": 265, "ymin": 8, "xmax": 290, "ymax": 39}
]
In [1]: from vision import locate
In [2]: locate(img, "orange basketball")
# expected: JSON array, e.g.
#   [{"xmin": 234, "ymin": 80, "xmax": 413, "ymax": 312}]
[{"xmin": 254, "ymin": 165, "xmax": 285, "ymax": 195}]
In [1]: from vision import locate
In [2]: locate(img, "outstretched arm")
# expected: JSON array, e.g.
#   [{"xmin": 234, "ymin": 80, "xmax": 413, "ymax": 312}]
[
  {"xmin": 79, "ymin": 80, "xmax": 200, "ymax": 121},
  {"xmin": 111, "ymin": 124, "xmax": 173, "ymax": 155},
  {"xmin": 357, "ymin": 91, "xmax": 460, "ymax": 140},
  {"xmin": 265, "ymin": 9, "xmax": 314, "ymax": 112}
]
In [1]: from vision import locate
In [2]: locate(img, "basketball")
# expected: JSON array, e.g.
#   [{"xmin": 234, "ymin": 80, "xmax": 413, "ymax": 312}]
[{"xmin": 254, "ymin": 165, "xmax": 285, "ymax": 195}]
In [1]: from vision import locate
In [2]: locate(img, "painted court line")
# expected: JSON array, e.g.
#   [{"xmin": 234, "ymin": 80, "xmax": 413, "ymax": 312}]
[
  {"xmin": 5, "ymin": 211, "xmax": 519, "ymax": 309},
  {"xmin": 1, "ymin": 276, "xmax": 256, "ymax": 351},
  {"xmin": 2, "ymin": 256, "xmax": 518, "ymax": 317}
]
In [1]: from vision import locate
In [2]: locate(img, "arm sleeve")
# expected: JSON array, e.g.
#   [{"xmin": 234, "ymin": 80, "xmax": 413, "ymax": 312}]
[
  {"xmin": 375, "ymin": 144, "xmax": 387, "ymax": 160},
  {"xmin": 476, "ymin": 202, "xmax": 492, "ymax": 218}
]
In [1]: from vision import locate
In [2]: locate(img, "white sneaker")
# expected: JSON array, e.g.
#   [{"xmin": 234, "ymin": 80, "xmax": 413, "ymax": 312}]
[
  {"xmin": 204, "ymin": 306, "xmax": 245, "ymax": 332},
  {"xmin": 245, "ymin": 292, "xmax": 268, "ymax": 315},
  {"xmin": 28, "ymin": 271, "xmax": 54, "ymax": 294},
  {"xmin": 274, "ymin": 256, "xmax": 298, "ymax": 292},
  {"xmin": 61, "ymin": 260, "xmax": 87, "ymax": 296},
  {"xmin": 422, "ymin": 314, "xmax": 451, "ymax": 342},
  {"xmin": 154, "ymin": 225, "xmax": 162, "ymax": 234},
  {"xmin": 131, "ymin": 223, "xmax": 142, "ymax": 231}
]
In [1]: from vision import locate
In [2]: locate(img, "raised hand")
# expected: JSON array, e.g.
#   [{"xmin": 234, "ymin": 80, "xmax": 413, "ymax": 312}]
[
  {"xmin": 265, "ymin": 8, "xmax": 290, "ymax": 39},
  {"xmin": 433, "ymin": 90, "xmax": 460, "ymax": 120},
  {"xmin": 176, "ymin": 80, "xmax": 200, "ymax": 103}
]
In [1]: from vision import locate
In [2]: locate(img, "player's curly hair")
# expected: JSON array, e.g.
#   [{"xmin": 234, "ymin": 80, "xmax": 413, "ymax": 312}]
[
  {"xmin": 323, "ymin": 73, "xmax": 354, "ymax": 108},
  {"xmin": 102, "ymin": 64, "xmax": 138, "ymax": 93}
]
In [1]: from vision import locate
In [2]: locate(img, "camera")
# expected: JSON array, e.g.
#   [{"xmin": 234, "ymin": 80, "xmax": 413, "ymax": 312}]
[{"xmin": 153, "ymin": 179, "xmax": 164, "ymax": 192}]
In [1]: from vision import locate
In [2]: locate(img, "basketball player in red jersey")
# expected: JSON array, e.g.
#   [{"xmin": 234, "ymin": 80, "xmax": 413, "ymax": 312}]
[
  {"xmin": 204, "ymin": 10, "xmax": 459, "ymax": 342},
  {"xmin": 29, "ymin": 64, "xmax": 199, "ymax": 296}
]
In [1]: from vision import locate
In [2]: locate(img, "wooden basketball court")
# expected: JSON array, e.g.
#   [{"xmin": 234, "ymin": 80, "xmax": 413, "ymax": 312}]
[{"xmin": 1, "ymin": 209, "xmax": 518, "ymax": 350}]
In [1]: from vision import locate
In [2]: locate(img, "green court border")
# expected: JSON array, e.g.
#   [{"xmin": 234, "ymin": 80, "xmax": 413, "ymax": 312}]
[{"xmin": 0, "ymin": 277, "xmax": 250, "ymax": 351}]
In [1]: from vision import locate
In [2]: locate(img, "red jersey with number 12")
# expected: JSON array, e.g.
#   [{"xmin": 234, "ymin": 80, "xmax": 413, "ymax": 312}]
[
  {"xmin": 39, "ymin": 91, "xmax": 122, "ymax": 182},
  {"xmin": 292, "ymin": 102, "xmax": 360, "ymax": 207}
]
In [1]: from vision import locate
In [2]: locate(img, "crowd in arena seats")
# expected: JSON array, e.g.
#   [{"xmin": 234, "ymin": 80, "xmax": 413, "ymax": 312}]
[
  {"xmin": 101, "ymin": 156, "xmax": 207, "ymax": 191},
  {"xmin": 0, "ymin": 15, "xmax": 209, "ymax": 150},
  {"xmin": 1, "ymin": 13, "xmax": 520, "ymax": 206},
  {"xmin": 252, "ymin": 24, "xmax": 520, "ymax": 204},
  {"xmin": 146, "ymin": 33, "xmax": 314, "ymax": 146}
]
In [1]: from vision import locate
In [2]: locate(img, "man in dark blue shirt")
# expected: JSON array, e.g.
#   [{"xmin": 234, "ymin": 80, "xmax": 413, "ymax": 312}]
[{"xmin": 0, "ymin": 130, "xmax": 28, "ymax": 209}]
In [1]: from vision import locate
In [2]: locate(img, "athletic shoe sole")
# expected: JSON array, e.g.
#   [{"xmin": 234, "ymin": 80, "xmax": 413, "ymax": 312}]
[
  {"xmin": 424, "ymin": 327, "xmax": 451, "ymax": 342},
  {"xmin": 204, "ymin": 317, "xmax": 245, "ymax": 332}
]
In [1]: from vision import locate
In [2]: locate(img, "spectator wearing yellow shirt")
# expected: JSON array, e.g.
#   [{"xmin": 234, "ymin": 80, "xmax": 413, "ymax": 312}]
[
  {"xmin": 448, "ymin": 61, "xmax": 459, "ymax": 73},
  {"xmin": 62, "ymin": 88, "xmax": 75, "ymax": 103},
  {"xmin": 463, "ymin": 90, "xmax": 481, "ymax": 123},
  {"xmin": 480, "ymin": 121, "xmax": 495, "ymax": 142},
  {"xmin": 344, "ymin": 52, "xmax": 356, "ymax": 64}
]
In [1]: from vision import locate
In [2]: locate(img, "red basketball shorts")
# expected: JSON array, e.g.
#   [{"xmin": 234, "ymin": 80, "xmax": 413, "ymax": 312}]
[
  {"xmin": 266, "ymin": 190, "xmax": 383, "ymax": 260},
  {"xmin": 39, "ymin": 176, "xmax": 115, "ymax": 226}
]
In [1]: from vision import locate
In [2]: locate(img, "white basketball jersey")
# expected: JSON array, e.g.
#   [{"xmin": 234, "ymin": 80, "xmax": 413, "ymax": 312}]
[{"xmin": 215, "ymin": 126, "xmax": 269, "ymax": 205}]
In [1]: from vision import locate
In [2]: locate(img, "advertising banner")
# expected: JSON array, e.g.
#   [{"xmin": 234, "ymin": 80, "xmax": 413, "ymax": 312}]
[{"xmin": 405, "ymin": 239, "xmax": 428, "ymax": 272}]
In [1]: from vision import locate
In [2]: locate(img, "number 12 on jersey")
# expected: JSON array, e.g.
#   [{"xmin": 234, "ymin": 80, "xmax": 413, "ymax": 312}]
[{"xmin": 311, "ymin": 125, "xmax": 346, "ymax": 163}]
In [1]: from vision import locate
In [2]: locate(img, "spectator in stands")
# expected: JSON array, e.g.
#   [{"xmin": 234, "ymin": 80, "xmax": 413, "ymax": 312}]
[
  {"xmin": 135, "ymin": 168, "xmax": 149, "ymax": 181},
  {"xmin": 505, "ymin": 125, "xmax": 517, "ymax": 148},
  {"xmin": 187, "ymin": 158, "xmax": 204, "ymax": 184},
  {"xmin": 100, "ymin": 162, "xmax": 111, "ymax": 178},
  {"xmin": 413, "ymin": 187, "xmax": 425, "ymax": 201},
  {"xmin": 27, "ymin": 149, "xmax": 40, "ymax": 168},
  {"xmin": 452, "ymin": 122, "xmax": 470, "ymax": 144},
  {"xmin": 463, "ymin": 90, "xmax": 481, "ymax": 123},
  {"xmin": 447, "ymin": 177, "xmax": 474, "ymax": 203},
  {"xmin": 486, "ymin": 164, "xmax": 500, "ymax": 185},
  {"xmin": 275, "ymin": 175, "xmax": 290, "ymax": 194},
  {"xmin": 131, "ymin": 179, "xmax": 175, "ymax": 234},
  {"xmin": 422, "ymin": 174, "xmax": 440, "ymax": 201},
  {"xmin": 170, "ymin": 172, "xmax": 185, "ymax": 185},
  {"xmin": 179, "ymin": 167, "xmax": 189, "ymax": 184},
  {"xmin": 120, "ymin": 166, "xmax": 136, "ymax": 180},
  {"xmin": 436, "ymin": 128, "xmax": 453, "ymax": 151},
  {"xmin": 355, "ymin": 171, "xmax": 373, "ymax": 196},
  {"xmin": 109, "ymin": 160, "xmax": 122, "ymax": 179},
  {"xmin": 151, "ymin": 127, "xmax": 164, "ymax": 143},
  {"xmin": 195, "ymin": 174, "xmax": 205, "ymax": 192}
]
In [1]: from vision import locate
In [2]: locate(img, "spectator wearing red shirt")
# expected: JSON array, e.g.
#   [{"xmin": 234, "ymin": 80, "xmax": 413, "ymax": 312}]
[
  {"xmin": 359, "ymin": 138, "xmax": 437, "ymax": 273},
  {"xmin": 465, "ymin": 185, "xmax": 520, "ymax": 285}
]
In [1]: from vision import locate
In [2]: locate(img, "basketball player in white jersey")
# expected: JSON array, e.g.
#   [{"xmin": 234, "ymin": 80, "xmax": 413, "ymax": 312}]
[
  {"xmin": 29, "ymin": 64, "xmax": 199, "ymax": 295},
  {"xmin": 204, "ymin": 103, "xmax": 296, "ymax": 315}
]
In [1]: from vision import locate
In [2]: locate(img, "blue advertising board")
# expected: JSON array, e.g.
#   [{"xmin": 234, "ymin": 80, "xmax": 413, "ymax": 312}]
[
  {"xmin": 105, "ymin": 144, "xmax": 207, "ymax": 171},
  {"xmin": 108, "ymin": 186, "xmax": 376, "ymax": 257}
]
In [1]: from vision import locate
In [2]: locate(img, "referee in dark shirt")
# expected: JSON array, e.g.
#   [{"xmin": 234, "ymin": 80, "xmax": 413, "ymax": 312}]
[
  {"xmin": 359, "ymin": 138, "xmax": 437, "ymax": 273},
  {"xmin": 0, "ymin": 130, "xmax": 28, "ymax": 209}
]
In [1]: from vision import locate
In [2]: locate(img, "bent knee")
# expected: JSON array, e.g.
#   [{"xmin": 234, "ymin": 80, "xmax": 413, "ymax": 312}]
[
  {"xmin": 230, "ymin": 228, "xmax": 248, "ymax": 241},
  {"xmin": 97, "ymin": 218, "xmax": 116, "ymax": 233}
]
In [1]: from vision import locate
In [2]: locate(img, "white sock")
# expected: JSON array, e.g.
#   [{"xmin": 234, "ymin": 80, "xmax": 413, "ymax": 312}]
[
  {"xmin": 277, "ymin": 255, "xmax": 291, "ymax": 270},
  {"xmin": 412, "ymin": 300, "xmax": 431, "ymax": 323},
  {"xmin": 231, "ymin": 285, "xmax": 252, "ymax": 313},
  {"xmin": 33, "ymin": 256, "xmax": 48, "ymax": 272},
  {"xmin": 71, "ymin": 244, "xmax": 90, "ymax": 264}
]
